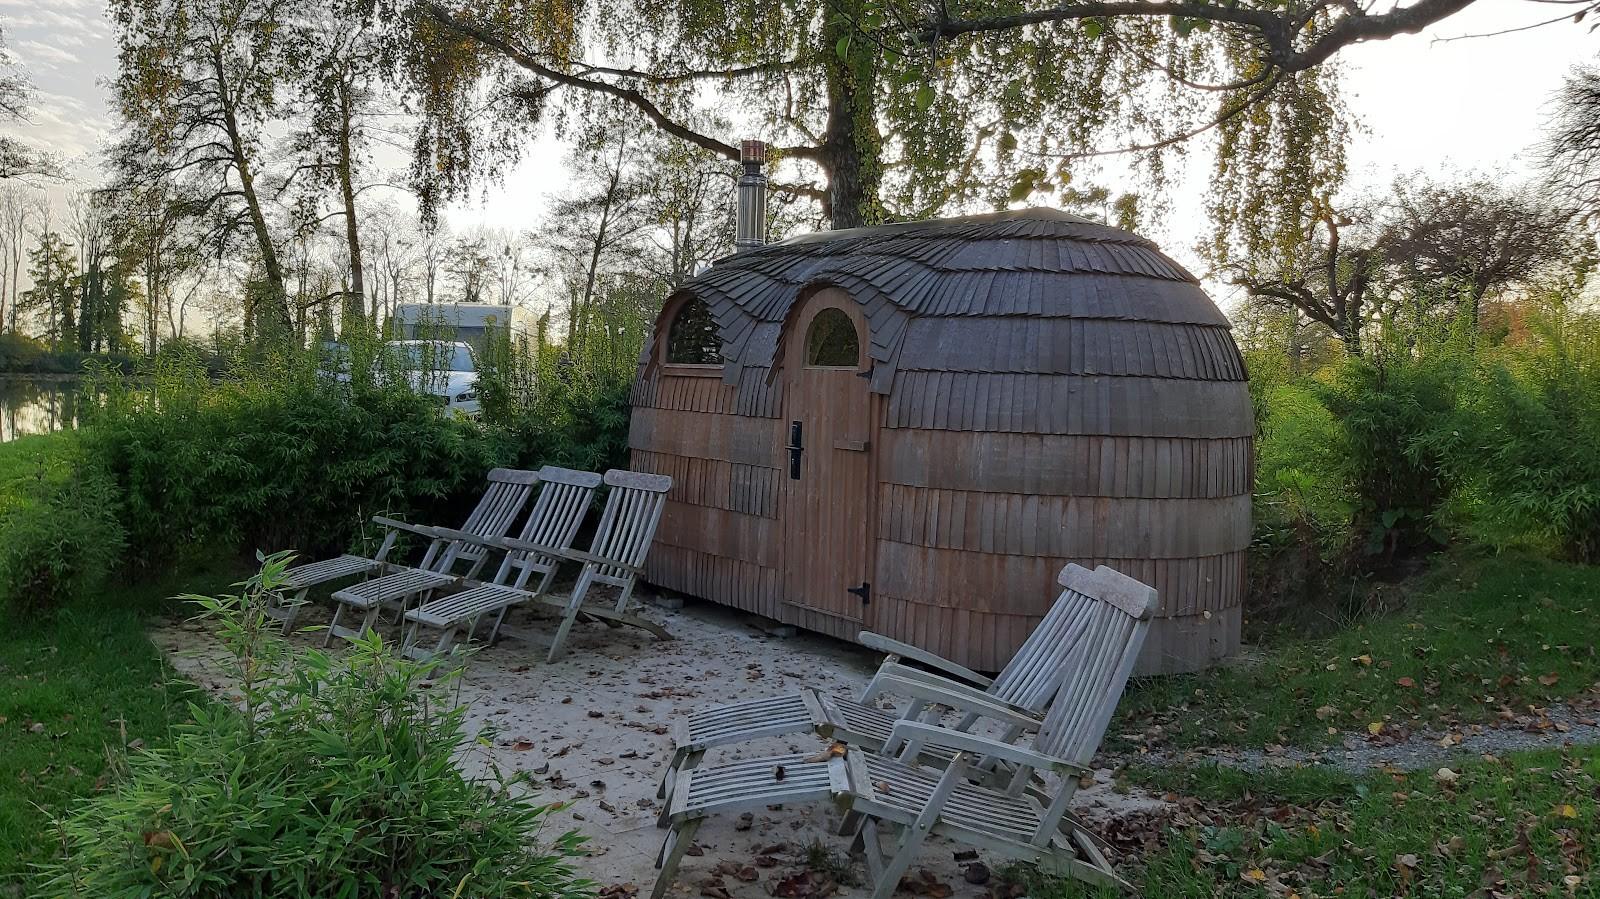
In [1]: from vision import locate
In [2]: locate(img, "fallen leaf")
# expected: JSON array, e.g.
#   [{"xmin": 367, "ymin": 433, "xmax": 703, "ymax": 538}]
[
  {"xmin": 1354, "ymin": 654, "xmax": 1374, "ymax": 666},
  {"xmin": 1242, "ymin": 868, "xmax": 1266, "ymax": 883},
  {"xmin": 1539, "ymin": 673, "xmax": 1560, "ymax": 687},
  {"xmin": 1396, "ymin": 677, "xmax": 1416, "ymax": 688},
  {"xmin": 1435, "ymin": 768, "xmax": 1459, "ymax": 784},
  {"xmin": 1557, "ymin": 804, "xmax": 1578, "ymax": 819},
  {"xmin": 1368, "ymin": 721, "xmax": 1385, "ymax": 735}
]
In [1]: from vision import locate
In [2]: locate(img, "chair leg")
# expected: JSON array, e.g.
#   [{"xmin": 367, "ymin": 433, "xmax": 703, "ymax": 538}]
[
  {"xmin": 657, "ymin": 747, "xmax": 704, "ymax": 804},
  {"xmin": 487, "ymin": 605, "xmax": 512, "ymax": 644},
  {"xmin": 275, "ymin": 587, "xmax": 309, "ymax": 635},
  {"xmin": 323, "ymin": 602, "xmax": 346, "ymax": 647},
  {"xmin": 547, "ymin": 568, "xmax": 598, "ymax": 662},
  {"xmin": 612, "ymin": 577, "xmax": 637, "ymax": 614},
  {"xmin": 651, "ymin": 817, "xmax": 703, "ymax": 899},
  {"xmin": 871, "ymin": 819, "xmax": 932, "ymax": 899}
]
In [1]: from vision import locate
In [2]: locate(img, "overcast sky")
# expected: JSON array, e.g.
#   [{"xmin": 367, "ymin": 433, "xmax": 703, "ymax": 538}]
[{"xmin": 1, "ymin": 0, "xmax": 1596, "ymax": 288}]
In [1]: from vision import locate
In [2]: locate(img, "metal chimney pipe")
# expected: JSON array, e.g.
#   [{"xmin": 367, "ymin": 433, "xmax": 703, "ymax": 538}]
[{"xmin": 734, "ymin": 139, "xmax": 767, "ymax": 252}]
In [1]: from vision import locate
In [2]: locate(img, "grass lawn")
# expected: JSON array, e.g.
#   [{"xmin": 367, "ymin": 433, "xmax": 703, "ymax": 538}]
[
  {"xmin": 0, "ymin": 559, "xmax": 238, "ymax": 889},
  {"xmin": 1113, "ymin": 552, "xmax": 1600, "ymax": 751},
  {"xmin": 1028, "ymin": 746, "xmax": 1600, "ymax": 898}
]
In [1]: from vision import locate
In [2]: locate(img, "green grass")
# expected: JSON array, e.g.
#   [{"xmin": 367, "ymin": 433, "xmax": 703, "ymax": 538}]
[
  {"xmin": 0, "ymin": 562, "xmax": 238, "ymax": 889},
  {"xmin": 0, "ymin": 432, "xmax": 79, "ymax": 493},
  {"xmin": 1113, "ymin": 553, "xmax": 1600, "ymax": 750},
  {"xmin": 1025, "ymin": 747, "xmax": 1600, "ymax": 898}
]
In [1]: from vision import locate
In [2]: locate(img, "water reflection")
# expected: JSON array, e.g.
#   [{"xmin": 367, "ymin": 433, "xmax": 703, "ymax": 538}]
[{"xmin": 0, "ymin": 379, "xmax": 84, "ymax": 442}]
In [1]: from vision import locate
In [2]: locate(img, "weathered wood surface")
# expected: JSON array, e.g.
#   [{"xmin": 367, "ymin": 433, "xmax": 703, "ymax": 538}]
[{"xmin": 630, "ymin": 208, "xmax": 1252, "ymax": 674}]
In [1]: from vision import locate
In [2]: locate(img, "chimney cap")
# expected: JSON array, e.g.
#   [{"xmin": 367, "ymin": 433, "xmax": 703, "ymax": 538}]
[{"xmin": 740, "ymin": 140, "xmax": 767, "ymax": 163}]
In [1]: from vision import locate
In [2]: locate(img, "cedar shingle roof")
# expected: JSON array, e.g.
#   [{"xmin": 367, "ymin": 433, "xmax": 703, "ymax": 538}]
[{"xmin": 653, "ymin": 207, "xmax": 1238, "ymax": 395}]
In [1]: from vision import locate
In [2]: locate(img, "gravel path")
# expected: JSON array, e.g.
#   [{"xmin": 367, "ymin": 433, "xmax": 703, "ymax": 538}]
[{"xmin": 1133, "ymin": 702, "xmax": 1600, "ymax": 775}]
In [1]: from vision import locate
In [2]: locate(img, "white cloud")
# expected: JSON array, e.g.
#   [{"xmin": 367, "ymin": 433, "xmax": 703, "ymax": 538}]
[{"xmin": 17, "ymin": 39, "xmax": 81, "ymax": 68}]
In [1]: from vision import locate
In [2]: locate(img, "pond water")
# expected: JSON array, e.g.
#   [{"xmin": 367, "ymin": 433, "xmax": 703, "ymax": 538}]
[{"xmin": 0, "ymin": 379, "xmax": 88, "ymax": 442}]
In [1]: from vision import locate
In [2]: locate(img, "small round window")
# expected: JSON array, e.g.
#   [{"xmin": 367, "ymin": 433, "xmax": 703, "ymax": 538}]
[
  {"xmin": 665, "ymin": 298, "xmax": 722, "ymax": 365},
  {"xmin": 805, "ymin": 308, "xmax": 860, "ymax": 367}
]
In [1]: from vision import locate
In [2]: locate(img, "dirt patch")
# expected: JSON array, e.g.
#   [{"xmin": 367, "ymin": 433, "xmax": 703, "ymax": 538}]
[{"xmin": 152, "ymin": 589, "xmax": 1168, "ymax": 897}]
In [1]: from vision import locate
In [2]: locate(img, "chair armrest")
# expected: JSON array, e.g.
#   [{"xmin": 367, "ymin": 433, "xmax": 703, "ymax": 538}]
[
  {"xmin": 562, "ymin": 546, "xmax": 644, "ymax": 576},
  {"xmin": 864, "ymin": 671, "xmax": 1036, "ymax": 729},
  {"xmin": 858, "ymin": 631, "xmax": 994, "ymax": 688},
  {"xmin": 426, "ymin": 525, "xmax": 500, "ymax": 547},
  {"xmin": 868, "ymin": 674, "xmax": 1041, "ymax": 732},
  {"xmin": 372, "ymin": 515, "xmax": 441, "ymax": 540},
  {"xmin": 885, "ymin": 720, "xmax": 1085, "ymax": 776},
  {"xmin": 493, "ymin": 538, "xmax": 643, "ymax": 575}
]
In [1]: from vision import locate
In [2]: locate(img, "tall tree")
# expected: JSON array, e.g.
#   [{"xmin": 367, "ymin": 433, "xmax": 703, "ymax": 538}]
[
  {"xmin": 0, "ymin": 185, "xmax": 44, "ymax": 333},
  {"xmin": 1233, "ymin": 200, "xmax": 1381, "ymax": 356},
  {"xmin": 284, "ymin": 5, "xmax": 387, "ymax": 331},
  {"xmin": 1544, "ymin": 60, "xmax": 1600, "ymax": 219},
  {"xmin": 20, "ymin": 232, "xmax": 77, "ymax": 346},
  {"xmin": 385, "ymin": 0, "xmax": 1489, "ymax": 235},
  {"xmin": 110, "ymin": 0, "xmax": 295, "ymax": 338},
  {"xmin": 1381, "ymin": 175, "xmax": 1583, "ymax": 328},
  {"xmin": 0, "ymin": 22, "xmax": 58, "ymax": 181}
]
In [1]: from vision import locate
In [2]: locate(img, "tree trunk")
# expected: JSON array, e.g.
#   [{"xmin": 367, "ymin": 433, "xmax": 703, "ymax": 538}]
[
  {"xmin": 336, "ymin": 75, "xmax": 367, "ymax": 331},
  {"xmin": 214, "ymin": 51, "xmax": 290, "ymax": 339},
  {"xmin": 819, "ymin": 12, "xmax": 883, "ymax": 230}
]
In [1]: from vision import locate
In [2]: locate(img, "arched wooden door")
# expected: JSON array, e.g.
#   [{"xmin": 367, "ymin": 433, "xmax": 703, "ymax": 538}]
[{"xmin": 779, "ymin": 290, "xmax": 876, "ymax": 626}]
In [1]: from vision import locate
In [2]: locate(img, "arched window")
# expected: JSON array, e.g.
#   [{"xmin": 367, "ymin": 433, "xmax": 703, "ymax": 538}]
[
  {"xmin": 805, "ymin": 307, "xmax": 860, "ymax": 367},
  {"xmin": 665, "ymin": 298, "xmax": 722, "ymax": 365}
]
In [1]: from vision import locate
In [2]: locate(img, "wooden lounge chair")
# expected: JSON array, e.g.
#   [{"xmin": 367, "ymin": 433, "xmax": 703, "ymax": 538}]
[
  {"xmin": 656, "ymin": 566, "xmax": 1103, "ymax": 803},
  {"xmin": 405, "ymin": 469, "xmax": 674, "ymax": 663},
  {"xmin": 265, "ymin": 467, "xmax": 538, "ymax": 634},
  {"xmin": 651, "ymin": 565, "xmax": 1157, "ymax": 899},
  {"xmin": 322, "ymin": 469, "xmax": 542, "ymax": 644},
  {"xmin": 397, "ymin": 466, "xmax": 603, "ymax": 660}
]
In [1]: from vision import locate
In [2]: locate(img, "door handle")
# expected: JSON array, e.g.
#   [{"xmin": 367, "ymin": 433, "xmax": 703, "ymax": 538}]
[{"xmin": 786, "ymin": 420, "xmax": 802, "ymax": 480}]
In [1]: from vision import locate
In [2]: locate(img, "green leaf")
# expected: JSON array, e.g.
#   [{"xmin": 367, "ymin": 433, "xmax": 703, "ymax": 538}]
[
  {"xmin": 914, "ymin": 84, "xmax": 935, "ymax": 111},
  {"xmin": 835, "ymin": 36, "xmax": 851, "ymax": 59},
  {"xmin": 1084, "ymin": 19, "xmax": 1102, "ymax": 39}
]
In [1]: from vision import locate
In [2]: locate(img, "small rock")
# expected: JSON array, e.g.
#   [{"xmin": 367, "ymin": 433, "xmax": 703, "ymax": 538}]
[
  {"xmin": 734, "ymin": 812, "xmax": 754, "ymax": 831},
  {"xmin": 963, "ymin": 863, "xmax": 990, "ymax": 885}
]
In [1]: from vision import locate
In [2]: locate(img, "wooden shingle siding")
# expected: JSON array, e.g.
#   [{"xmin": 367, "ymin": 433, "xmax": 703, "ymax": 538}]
[
  {"xmin": 898, "ymin": 318, "xmax": 1244, "ymax": 379},
  {"xmin": 878, "ymin": 432, "xmax": 1253, "ymax": 498},
  {"xmin": 632, "ymin": 209, "xmax": 1253, "ymax": 674},
  {"xmin": 628, "ymin": 407, "xmax": 779, "ymax": 467},
  {"xmin": 883, "ymin": 375, "xmax": 1254, "ymax": 436},
  {"xmin": 877, "ymin": 487, "xmax": 1251, "ymax": 559}
]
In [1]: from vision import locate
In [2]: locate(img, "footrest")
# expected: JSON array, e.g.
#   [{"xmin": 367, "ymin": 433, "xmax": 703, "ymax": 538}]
[
  {"xmin": 668, "ymin": 752, "xmax": 846, "ymax": 825},
  {"xmin": 332, "ymin": 569, "xmax": 453, "ymax": 609},
  {"xmin": 407, "ymin": 584, "xmax": 528, "ymax": 628},
  {"xmin": 675, "ymin": 691, "xmax": 828, "ymax": 754},
  {"xmin": 281, "ymin": 554, "xmax": 379, "ymax": 590}
]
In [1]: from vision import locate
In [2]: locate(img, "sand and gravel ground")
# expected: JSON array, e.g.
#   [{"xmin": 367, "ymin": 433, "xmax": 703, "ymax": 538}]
[{"xmin": 152, "ymin": 589, "xmax": 1164, "ymax": 898}]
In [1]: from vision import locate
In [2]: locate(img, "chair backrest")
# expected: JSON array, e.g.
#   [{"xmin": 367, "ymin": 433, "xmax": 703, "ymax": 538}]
[
  {"xmin": 984, "ymin": 580, "xmax": 1104, "ymax": 712},
  {"xmin": 510, "ymin": 466, "xmax": 604, "ymax": 575},
  {"xmin": 586, "ymin": 470, "xmax": 672, "ymax": 585},
  {"xmin": 429, "ymin": 468, "xmax": 538, "ymax": 570},
  {"xmin": 461, "ymin": 467, "xmax": 541, "ymax": 539},
  {"xmin": 1032, "ymin": 565, "xmax": 1159, "ymax": 766}
]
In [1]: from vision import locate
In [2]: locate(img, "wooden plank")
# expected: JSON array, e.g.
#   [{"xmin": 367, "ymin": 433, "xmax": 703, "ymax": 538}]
[
  {"xmin": 884, "ymin": 374, "xmax": 1253, "ymax": 436},
  {"xmin": 627, "ymin": 407, "xmax": 781, "ymax": 467},
  {"xmin": 879, "ymin": 431, "xmax": 1253, "ymax": 498}
]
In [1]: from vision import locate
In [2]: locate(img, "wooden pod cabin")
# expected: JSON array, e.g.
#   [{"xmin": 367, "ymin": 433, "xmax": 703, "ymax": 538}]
[{"xmin": 628, "ymin": 208, "xmax": 1252, "ymax": 675}]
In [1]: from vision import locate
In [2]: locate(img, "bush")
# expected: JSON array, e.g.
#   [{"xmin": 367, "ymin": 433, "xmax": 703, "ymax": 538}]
[
  {"xmin": 38, "ymin": 553, "xmax": 591, "ymax": 898},
  {"xmin": 0, "ymin": 438, "xmax": 124, "ymax": 617},
  {"xmin": 1316, "ymin": 351, "xmax": 1461, "ymax": 562},
  {"xmin": 1432, "ymin": 313, "xmax": 1600, "ymax": 562},
  {"xmin": 82, "ymin": 351, "xmax": 514, "ymax": 569}
]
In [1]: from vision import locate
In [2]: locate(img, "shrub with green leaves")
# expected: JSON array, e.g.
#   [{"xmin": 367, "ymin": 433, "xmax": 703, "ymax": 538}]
[
  {"xmin": 1431, "ymin": 313, "xmax": 1600, "ymax": 562},
  {"xmin": 1316, "ymin": 351, "xmax": 1461, "ymax": 561},
  {"xmin": 38, "ymin": 552, "xmax": 591, "ymax": 899},
  {"xmin": 0, "ymin": 439, "xmax": 125, "ymax": 617}
]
